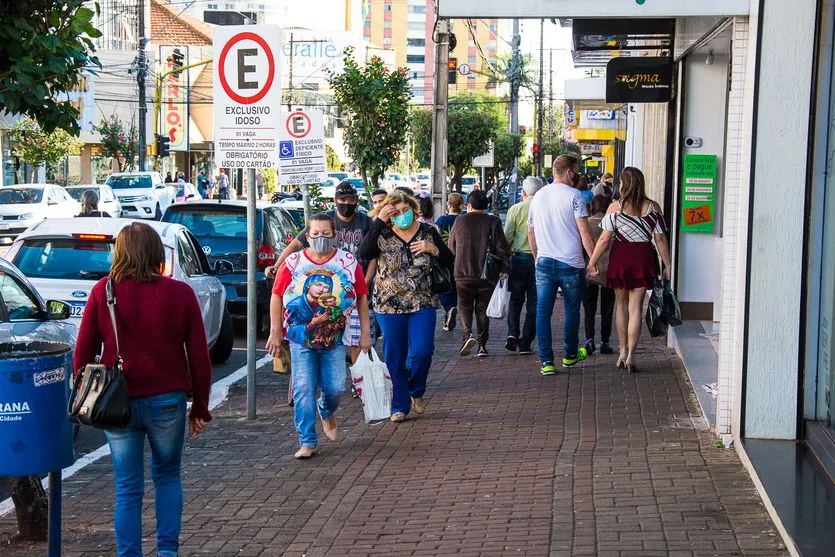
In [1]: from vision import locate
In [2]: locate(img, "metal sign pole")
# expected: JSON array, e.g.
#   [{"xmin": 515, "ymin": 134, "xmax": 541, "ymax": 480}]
[
  {"xmin": 47, "ymin": 471, "xmax": 61, "ymax": 557},
  {"xmin": 246, "ymin": 177, "xmax": 257, "ymax": 420}
]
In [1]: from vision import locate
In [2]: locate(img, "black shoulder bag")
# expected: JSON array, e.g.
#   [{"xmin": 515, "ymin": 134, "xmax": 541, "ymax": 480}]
[
  {"xmin": 68, "ymin": 278, "xmax": 131, "ymax": 429},
  {"xmin": 480, "ymin": 217, "xmax": 501, "ymax": 287}
]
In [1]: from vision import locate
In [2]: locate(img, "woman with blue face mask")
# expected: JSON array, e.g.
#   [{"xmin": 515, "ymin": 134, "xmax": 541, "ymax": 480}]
[{"xmin": 358, "ymin": 191, "xmax": 453, "ymax": 422}]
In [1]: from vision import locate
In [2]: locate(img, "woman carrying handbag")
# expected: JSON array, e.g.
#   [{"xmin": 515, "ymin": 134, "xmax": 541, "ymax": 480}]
[
  {"xmin": 587, "ymin": 167, "xmax": 672, "ymax": 373},
  {"xmin": 73, "ymin": 222, "xmax": 213, "ymax": 557}
]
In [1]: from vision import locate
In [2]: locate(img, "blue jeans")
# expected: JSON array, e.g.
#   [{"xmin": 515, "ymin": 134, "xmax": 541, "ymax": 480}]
[
  {"xmin": 376, "ymin": 308, "xmax": 436, "ymax": 415},
  {"xmin": 290, "ymin": 343, "xmax": 346, "ymax": 448},
  {"xmin": 104, "ymin": 391, "xmax": 188, "ymax": 557},
  {"xmin": 535, "ymin": 257, "xmax": 586, "ymax": 363}
]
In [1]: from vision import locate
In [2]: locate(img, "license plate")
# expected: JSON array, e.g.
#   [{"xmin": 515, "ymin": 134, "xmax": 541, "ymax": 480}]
[
  {"xmin": 68, "ymin": 302, "xmax": 85, "ymax": 317},
  {"xmin": 0, "ymin": 223, "xmax": 9, "ymax": 231}
]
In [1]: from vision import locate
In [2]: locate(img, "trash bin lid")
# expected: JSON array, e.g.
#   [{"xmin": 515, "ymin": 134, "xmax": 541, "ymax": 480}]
[{"xmin": 0, "ymin": 341, "xmax": 71, "ymax": 360}]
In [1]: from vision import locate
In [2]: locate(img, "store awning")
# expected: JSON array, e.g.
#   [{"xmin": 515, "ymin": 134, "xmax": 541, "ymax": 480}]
[{"xmin": 571, "ymin": 18, "xmax": 674, "ymax": 68}]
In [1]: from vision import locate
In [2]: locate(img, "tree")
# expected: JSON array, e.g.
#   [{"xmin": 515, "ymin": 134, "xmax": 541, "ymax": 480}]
[
  {"xmin": 0, "ymin": 1, "xmax": 101, "ymax": 134},
  {"xmin": 94, "ymin": 115, "xmax": 139, "ymax": 172},
  {"xmin": 412, "ymin": 92, "xmax": 502, "ymax": 191},
  {"xmin": 326, "ymin": 145, "xmax": 341, "ymax": 171},
  {"xmin": 490, "ymin": 132, "xmax": 524, "ymax": 185},
  {"xmin": 541, "ymin": 140, "xmax": 581, "ymax": 177},
  {"xmin": 8, "ymin": 117, "xmax": 82, "ymax": 182},
  {"xmin": 327, "ymin": 48, "xmax": 412, "ymax": 187}
]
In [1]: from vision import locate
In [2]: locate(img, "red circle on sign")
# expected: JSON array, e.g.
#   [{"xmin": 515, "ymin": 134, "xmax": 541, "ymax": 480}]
[
  {"xmin": 286, "ymin": 112, "xmax": 312, "ymax": 138},
  {"xmin": 218, "ymin": 32, "xmax": 275, "ymax": 105}
]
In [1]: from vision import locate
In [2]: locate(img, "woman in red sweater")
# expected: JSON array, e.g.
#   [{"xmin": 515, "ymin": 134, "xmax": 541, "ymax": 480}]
[{"xmin": 74, "ymin": 222, "xmax": 213, "ymax": 557}]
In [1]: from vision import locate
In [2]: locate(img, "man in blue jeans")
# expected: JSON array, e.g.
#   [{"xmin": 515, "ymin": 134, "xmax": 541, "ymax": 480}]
[{"xmin": 527, "ymin": 155, "xmax": 597, "ymax": 375}]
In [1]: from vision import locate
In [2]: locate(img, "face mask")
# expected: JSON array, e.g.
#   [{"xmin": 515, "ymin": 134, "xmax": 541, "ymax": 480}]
[
  {"xmin": 392, "ymin": 209, "xmax": 414, "ymax": 229},
  {"xmin": 309, "ymin": 236, "xmax": 334, "ymax": 254},
  {"xmin": 336, "ymin": 203, "xmax": 357, "ymax": 218}
]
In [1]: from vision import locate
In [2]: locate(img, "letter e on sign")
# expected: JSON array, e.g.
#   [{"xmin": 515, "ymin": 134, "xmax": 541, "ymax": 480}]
[{"xmin": 286, "ymin": 111, "xmax": 311, "ymax": 139}]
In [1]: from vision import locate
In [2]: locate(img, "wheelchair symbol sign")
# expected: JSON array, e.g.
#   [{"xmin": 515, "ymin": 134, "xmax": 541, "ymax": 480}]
[{"xmin": 279, "ymin": 141, "xmax": 294, "ymax": 159}]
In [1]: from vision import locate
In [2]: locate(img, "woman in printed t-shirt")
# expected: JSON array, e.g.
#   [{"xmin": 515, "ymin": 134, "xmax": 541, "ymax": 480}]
[
  {"xmin": 587, "ymin": 167, "xmax": 672, "ymax": 373},
  {"xmin": 266, "ymin": 213, "xmax": 372, "ymax": 459}
]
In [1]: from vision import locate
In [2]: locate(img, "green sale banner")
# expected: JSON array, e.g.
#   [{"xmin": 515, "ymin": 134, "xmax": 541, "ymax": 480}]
[{"xmin": 681, "ymin": 154, "xmax": 717, "ymax": 234}]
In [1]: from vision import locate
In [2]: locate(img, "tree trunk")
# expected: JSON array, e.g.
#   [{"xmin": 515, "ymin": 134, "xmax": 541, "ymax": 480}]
[
  {"xmin": 361, "ymin": 167, "xmax": 369, "ymax": 189},
  {"xmin": 1, "ymin": 476, "xmax": 48, "ymax": 541}
]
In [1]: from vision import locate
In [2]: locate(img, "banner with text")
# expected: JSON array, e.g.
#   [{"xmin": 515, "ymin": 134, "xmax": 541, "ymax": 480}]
[
  {"xmin": 681, "ymin": 154, "xmax": 717, "ymax": 234},
  {"xmin": 278, "ymin": 109, "xmax": 327, "ymax": 186}
]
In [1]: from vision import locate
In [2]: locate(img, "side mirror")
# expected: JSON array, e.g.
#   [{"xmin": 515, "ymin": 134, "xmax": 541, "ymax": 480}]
[
  {"xmin": 213, "ymin": 260, "xmax": 234, "ymax": 275},
  {"xmin": 46, "ymin": 300, "xmax": 71, "ymax": 320}
]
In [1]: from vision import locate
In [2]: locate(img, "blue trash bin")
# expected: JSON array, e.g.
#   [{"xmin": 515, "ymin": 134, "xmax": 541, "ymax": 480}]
[{"xmin": 0, "ymin": 341, "xmax": 75, "ymax": 476}]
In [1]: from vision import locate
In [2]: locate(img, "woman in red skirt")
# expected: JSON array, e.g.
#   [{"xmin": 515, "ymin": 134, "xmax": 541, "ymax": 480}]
[{"xmin": 587, "ymin": 167, "xmax": 672, "ymax": 372}]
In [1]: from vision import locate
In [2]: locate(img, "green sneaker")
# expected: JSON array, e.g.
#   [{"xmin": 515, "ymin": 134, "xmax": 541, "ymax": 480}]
[
  {"xmin": 540, "ymin": 361, "xmax": 557, "ymax": 376},
  {"xmin": 562, "ymin": 347, "xmax": 588, "ymax": 368}
]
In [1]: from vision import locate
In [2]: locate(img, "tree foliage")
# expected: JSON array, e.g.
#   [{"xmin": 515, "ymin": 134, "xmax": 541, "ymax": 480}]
[
  {"xmin": 326, "ymin": 144, "xmax": 341, "ymax": 171},
  {"xmin": 411, "ymin": 92, "xmax": 503, "ymax": 191},
  {"xmin": 94, "ymin": 115, "xmax": 139, "ymax": 172},
  {"xmin": 0, "ymin": 1, "xmax": 101, "ymax": 134},
  {"xmin": 9, "ymin": 117, "xmax": 82, "ymax": 181},
  {"xmin": 327, "ymin": 49, "xmax": 411, "ymax": 187}
]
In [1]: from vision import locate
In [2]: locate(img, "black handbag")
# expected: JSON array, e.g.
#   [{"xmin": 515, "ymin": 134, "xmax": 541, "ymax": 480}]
[
  {"xmin": 68, "ymin": 278, "xmax": 131, "ymax": 429},
  {"xmin": 429, "ymin": 255, "xmax": 453, "ymax": 294},
  {"xmin": 480, "ymin": 218, "xmax": 501, "ymax": 286},
  {"xmin": 645, "ymin": 278, "xmax": 669, "ymax": 338}
]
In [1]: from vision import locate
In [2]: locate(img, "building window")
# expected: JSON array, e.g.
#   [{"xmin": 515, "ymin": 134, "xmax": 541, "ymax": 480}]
[
  {"xmin": 406, "ymin": 54, "xmax": 425, "ymax": 64},
  {"xmin": 468, "ymin": 56, "xmax": 476, "ymax": 65},
  {"xmin": 384, "ymin": 20, "xmax": 392, "ymax": 28},
  {"xmin": 407, "ymin": 38, "xmax": 425, "ymax": 47},
  {"xmin": 408, "ymin": 22, "xmax": 424, "ymax": 31},
  {"xmin": 408, "ymin": 5, "xmax": 426, "ymax": 14},
  {"xmin": 384, "ymin": 3, "xmax": 392, "ymax": 10},
  {"xmin": 364, "ymin": 19, "xmax": 371, "ymax": 27}
]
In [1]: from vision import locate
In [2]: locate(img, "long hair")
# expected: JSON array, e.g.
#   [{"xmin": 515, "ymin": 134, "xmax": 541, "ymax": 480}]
[
  {"xmin": 110, "ymin": 222, "xmax": 165, "ymax": 283},
  {"xmin": 618, "ymin": 167, "xmax": 648, "ymax": 213},
  {"xmin": 380, "ymin": 190, "xmax": 418, "ymax": 213},
  {"xmin": 80, "ymin": 190, "xmax": 99, "ymax": 214}
]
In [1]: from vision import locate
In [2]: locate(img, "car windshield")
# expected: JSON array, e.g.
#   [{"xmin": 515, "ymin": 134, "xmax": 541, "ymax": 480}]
[
  {"xmin": 0, "ymin": 189, "xmax": 43, "ymax": 204},
  {"xmin": 461, "ymin": 177, "xmax": 476, "ymax": 185},
  {"xmin": 345, "ymin": 178, "xmax": 364, "ymax": 189},
  {"xmin": 163, "ymin": 208, "xmax": 260, "ymax": 239},
  {"xmin": 107, "ymin": 175, "xmax": 152, "ymax": 189},
  {"xmin": 12, "ymin": 238, "xmax": 115, "ymax": 280},
  {"xmin": 65, "ymin": 188, "xmax": 95, "ymax": 201}
]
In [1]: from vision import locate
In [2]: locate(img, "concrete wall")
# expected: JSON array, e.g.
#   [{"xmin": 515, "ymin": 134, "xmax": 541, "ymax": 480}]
[
  {"xmin": 677, "ymin": 54, "xmax": 729, "ymax": 305},
  {"xmin": 744, "ymin": 0, "xmax": 818, "ymax": 439}
]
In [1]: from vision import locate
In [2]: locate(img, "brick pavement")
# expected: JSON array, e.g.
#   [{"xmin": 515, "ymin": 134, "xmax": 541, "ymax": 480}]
[{"xmin": 0, "ymin": 308, "xmax": 788, "ymax": 556}]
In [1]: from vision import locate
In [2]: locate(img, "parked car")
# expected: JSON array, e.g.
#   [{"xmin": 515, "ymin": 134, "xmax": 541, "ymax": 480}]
[
  {"xmin": 461, "ymin": 175, "xmax": 479, "ymax": 194},
  {"xmin": 65, "ymin": 184, "xmax": 122, "ymax": 216},
  {"xmin": 328, "ymin": 172, "xmax": 348, "ymax": 181},
  {"xmin": 174, "ymin": 182, "xmax": 201, "ymax": 202},
  {"xmin": 161, "ymin": 201, "xmax": 299, "ymax": 334},
  {"xmin": 0, "ymin": 184, "xmax": 77, "ymax": 244},
  {"xmin": 5, "ymin": 217, "xmax": 234, "ymax": 363},
  {"xmin": 0, "ymin": 257, "xmax": 77, "ymax": 347},
  {"xmin": 105, "ymin": 171, "xmax": 176, "ymax": 220},
  {"xmin": 316, "ymin": 177, "xmax": 340, "ymax": 199},
  {"xmin": 415, "ymin": 172, "xmax": 431, "ymax": 192}
]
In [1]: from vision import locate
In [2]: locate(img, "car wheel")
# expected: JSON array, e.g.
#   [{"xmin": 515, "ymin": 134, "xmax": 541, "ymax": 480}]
[{"xmin": 210, "ymin": 307, "xmax": 234, "ymax": 364}]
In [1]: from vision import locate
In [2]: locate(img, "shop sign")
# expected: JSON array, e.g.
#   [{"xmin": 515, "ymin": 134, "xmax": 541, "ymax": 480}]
[
  {"xmin": 681, "ymin": 154, "xmax": 717, "ymax": 234},
  {"xmin": 586, "ymin": 110, "xmax": 615, "ymax": 120},
  {"xmin": 606, "ymin": 57, "xmax": 673, "ymax": 103},
  {"xmin": 162, "ymin": 47, "xmax": 188, "ymax": 151},
  {"xmin": 472, "ymin": 141, "xmax": 494, "ymax": 168},
  {"xmin": 580, "ymin": 143, "xmax": 603, "ymax": 155},
  {"xmin": 566, "ymin": 108, "xmax": 577, "ymax": 127}
]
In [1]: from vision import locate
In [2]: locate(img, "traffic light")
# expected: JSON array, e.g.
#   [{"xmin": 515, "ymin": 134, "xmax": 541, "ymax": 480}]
[
  {"xmin": 156, "ymin": 134, "xmax": 171, "ymax": 158},
  {"xmin": 519, "ymin": 125, "xmax": 527, "ymax": 135},
  {"xmin": 532, "ymin": 143, "xmax": 540, "ymax": 165},
  {"xmin": 448, "ymin": 57, "xmax": 457, "ymax": 85}
]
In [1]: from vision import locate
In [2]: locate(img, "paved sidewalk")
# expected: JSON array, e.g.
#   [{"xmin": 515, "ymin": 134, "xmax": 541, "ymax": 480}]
[{"xmin": 1, "ymin": 310, "xmax": 787, "ymax": 556}]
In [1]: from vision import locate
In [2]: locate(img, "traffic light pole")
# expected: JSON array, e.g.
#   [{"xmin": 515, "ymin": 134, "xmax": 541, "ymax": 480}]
[
  {"xmin": 430, "ymin": 19, "xmax": 451, "ymax": 218},
  {"xmin": 137, "ymin": 1, "xmax": 147, "ymax": 171},
  {"xmin": 507, "ymin": 19, "xmax": 521, "ymax": 207}
]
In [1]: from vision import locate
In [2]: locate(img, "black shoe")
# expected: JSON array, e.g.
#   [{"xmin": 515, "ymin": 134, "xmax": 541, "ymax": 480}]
[
  {"xmin": 505, "ymin": 336, "xmax": 518, "ymax": 351},
  {"xmin": 518, "ymin": 346, "xmax": 534, "ymax": 355},
  {"xmin": 600, "ymin": 342, "xmax": 614, "ymax": 355},
  {"xmin": 460, "ymin": 336, "xmax": 477, "ymax": 356},
  {"xmin": 477, "ymin": 346, "xmax": 488, "ymax": 358},
  {"xmin": 444, "ymin": 307, "xmax": 458, "ymax": 332},
  {"xmin": 584, "ymin": 339, "xmax": 595, "ymax": 356}
]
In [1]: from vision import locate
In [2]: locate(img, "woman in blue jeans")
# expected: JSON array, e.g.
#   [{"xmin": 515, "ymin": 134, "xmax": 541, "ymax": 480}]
[
  {"xmin": 74, "ymin": 222, "xmax": 213, "ymax": 557},
  {"xmin": 359, "ymin": 191, "xmax": 453, "ymax": 422}
]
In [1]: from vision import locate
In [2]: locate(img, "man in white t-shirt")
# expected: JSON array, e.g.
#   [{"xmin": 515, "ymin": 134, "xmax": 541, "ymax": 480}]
[{"xmin": 527, "ymin": 154, "xmax": 597, "ymax": 375}]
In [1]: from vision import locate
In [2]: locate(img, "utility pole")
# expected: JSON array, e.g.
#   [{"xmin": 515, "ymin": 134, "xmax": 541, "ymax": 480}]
[
  {"xmin": 287, "ymin": 33, "xmax": 294, "ymax": 111},
  {"xmin": 137, "ymin": 0, "xmax": 148, "ymax": 171},
  {"xmin": 507, "ymin": 19, "xmax": 521, "ymax": 207},
  {"xmin": 535, "ymin": 19, "xmax": 544, "ymax": 176},
  {"xmin": 430, "ymin": 19, "xmax": 450, "ymax": 218},
  {"xmin": 548, "ymin": 49, "xmax": 554, "ymax": 142}
]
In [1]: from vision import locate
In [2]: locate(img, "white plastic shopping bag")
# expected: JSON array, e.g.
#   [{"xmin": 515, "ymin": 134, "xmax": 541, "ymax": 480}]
[
  {"xmin": 486, "ymin": 278, "xmax": 510, "ymax": 319},
  {"xmin": 350, "ymin": 349, "xmax": 392, "ymax": 423}
]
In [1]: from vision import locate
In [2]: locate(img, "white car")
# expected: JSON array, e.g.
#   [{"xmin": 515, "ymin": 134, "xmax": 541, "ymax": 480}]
[
  {"xmin": 174, "ymin": 182, "xmax": 202, "ymax": 203},
  {"xmin": 415, "ymin": 173, "xmax": 431, "ymax": 192},
  {"xmin": 106, "ymin": 171, "xmax": 176, "ymax": 220},
  {"xmin": 65, "ymin": 184, "xmax": 122, "ymax": 217},
  {"xmin": 317, "ymin": 177, "xmax": 340, "ymax": 199},
  {"xmin": 5, "ymin": 218, "xmax": 234, "ymax": 363},
  {"xmin": 0, "ymin": 184, "xmax": 77, "ymax": 244}
]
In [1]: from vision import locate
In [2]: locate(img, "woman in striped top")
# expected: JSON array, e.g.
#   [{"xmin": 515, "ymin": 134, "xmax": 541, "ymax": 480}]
[{"xmin": 587, "ymin": 167, "xmax": 672, "ymax": 373}]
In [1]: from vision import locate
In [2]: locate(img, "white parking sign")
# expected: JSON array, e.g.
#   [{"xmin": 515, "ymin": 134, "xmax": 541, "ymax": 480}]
[
  {"xmin": 213, "ymin": 25, "xmax": 281, "ymax": 169},
  {"xmin": 278, "ymin": 110, "xmax": 327, "ymax": 186}
]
